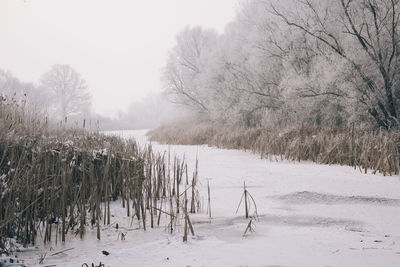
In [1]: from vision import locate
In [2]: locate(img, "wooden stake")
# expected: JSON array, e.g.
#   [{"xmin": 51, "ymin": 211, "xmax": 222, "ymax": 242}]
[
  {"xmin": 207, "ymin": 180, "xmax": 211, "ymax": 219},
  {"xmin": 244, "ymin": 182, "xmax": 248, "ymax": 219}
]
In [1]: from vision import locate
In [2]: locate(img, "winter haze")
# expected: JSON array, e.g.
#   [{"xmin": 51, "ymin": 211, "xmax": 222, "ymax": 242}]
[
  {"xmin": 0, "ymin": 0, "xmax": 237, "ymax": 118},
  {"xmin": 0, "ymin": 0, "xmax": 399, "ymax": 266}
]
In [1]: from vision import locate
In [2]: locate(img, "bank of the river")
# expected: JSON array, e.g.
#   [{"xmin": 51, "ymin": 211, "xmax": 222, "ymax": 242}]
[{"xmin": 149, "ymin": 122, "xmax": 400, "ymax": 176}]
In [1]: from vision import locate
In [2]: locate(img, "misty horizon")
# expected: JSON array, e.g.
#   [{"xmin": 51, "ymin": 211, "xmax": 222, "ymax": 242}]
[{"xmin": 0, "ymin": 0, "xmax": 238, "ymax": 117}]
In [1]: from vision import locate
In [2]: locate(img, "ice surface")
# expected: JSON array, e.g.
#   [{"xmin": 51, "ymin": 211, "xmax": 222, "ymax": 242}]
[{"xmin": 15, "ymin": 130, "xmax": 400, "ymax": 267}]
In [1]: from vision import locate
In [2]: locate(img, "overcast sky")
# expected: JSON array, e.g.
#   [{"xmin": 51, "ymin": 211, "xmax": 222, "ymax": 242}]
[{"xmin": 0, "ymin": 0, "xmax": 239, "ymax": 116}]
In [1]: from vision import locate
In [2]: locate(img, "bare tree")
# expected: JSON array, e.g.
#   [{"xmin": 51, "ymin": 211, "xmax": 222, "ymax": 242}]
[
  {"xmin": 271, "ymin": 0, "xmax": 400, "ymax": 129},
  {"xmin": 40, "ymin": 64, "xmax": 92, "ymax": 121}
]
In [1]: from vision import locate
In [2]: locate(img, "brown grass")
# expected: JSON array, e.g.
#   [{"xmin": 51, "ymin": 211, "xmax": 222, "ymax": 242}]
[
  {"xmin": 149, "ymin": 122, "xmax": 400, "ymax": 176},
  {"xmin": 0, "ymin": 97, "xmax": 200, "ymax": 253}
]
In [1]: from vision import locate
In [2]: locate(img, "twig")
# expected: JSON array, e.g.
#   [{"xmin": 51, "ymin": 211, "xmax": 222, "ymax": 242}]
[
  {"xmin": 243, "ymin": 217, "xmax": 256, "ymax": 236},
  {"xmin": 50, "ymin": 247, "xmax": 74, "ymax": 256},
  {"xmin": 152, "ymin": 206, "xmax": 176, "ymax": 218}
]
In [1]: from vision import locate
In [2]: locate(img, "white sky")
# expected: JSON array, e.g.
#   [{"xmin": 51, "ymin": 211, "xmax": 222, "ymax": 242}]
[{"xmin": 0, "ymin": 0, "xmax": 239, "ymax": 116}]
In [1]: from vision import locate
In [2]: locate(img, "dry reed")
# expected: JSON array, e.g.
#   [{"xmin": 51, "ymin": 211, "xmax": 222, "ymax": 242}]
[
  {"xmin": 149, "ymin": 122, "xmax": 400, "ymax": 175},
  {"xmin": 0, "ymin": 97, "xmax": 201, "ymax": 253}
]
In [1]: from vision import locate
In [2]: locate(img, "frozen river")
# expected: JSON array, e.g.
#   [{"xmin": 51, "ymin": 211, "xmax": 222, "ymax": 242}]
[
  {"xmin": 19, "ymin": 129, "xmax": 400, "ymax": 266},
  {"xmin": 105, "ymin": 130, "xmax": 400, "ymax": 266}
]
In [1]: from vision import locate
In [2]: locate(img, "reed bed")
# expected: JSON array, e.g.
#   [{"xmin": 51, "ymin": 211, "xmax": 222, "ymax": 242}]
[
  {"xmin": 149, "ymin": 122, "xmax": 400, "ymax": 176},
  {"xmin": 0, "ymin": 97, "xmax": 200, "ymax": 254}
]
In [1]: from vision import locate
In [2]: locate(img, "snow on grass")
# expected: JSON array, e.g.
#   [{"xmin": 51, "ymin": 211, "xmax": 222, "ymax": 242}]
[{"xmin": 15, "ymin": 130, "xmax": 400, "ymax": 267}]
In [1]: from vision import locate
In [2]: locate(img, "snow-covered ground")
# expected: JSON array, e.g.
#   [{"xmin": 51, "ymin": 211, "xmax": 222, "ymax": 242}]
[{"xmin": 15, "ymin": 129, "xmax": 400, "ymax": 267}]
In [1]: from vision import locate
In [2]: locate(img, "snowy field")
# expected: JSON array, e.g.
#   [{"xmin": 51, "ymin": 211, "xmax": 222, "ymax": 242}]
[{"xmin": 16, "ymin": 130, "xmax": 400, "ymax": 267}]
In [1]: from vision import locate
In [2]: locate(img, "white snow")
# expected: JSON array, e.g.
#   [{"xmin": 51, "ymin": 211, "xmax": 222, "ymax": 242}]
[{"xmin": 15, "ymin": 129, "xmax": 400, "ymax": 267}]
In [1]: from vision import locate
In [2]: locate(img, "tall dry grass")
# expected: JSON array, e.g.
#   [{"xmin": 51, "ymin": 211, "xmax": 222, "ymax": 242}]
[
  {"xmin": 0, "ymin": 96, "xmax": 200, "ymax": 253},
  {"xmin": 149, "ymin": 122, "xmax": 400, "ymax": 176}
]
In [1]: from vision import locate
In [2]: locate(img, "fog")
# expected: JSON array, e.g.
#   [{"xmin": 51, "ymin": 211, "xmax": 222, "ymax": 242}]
[
  {"xmin": 0, "ymin": 0, "xmax": 238, "ymax": 121},
  {"xmin": 1, "ymin": 0, "xmax": 399, "ymax": 131}
]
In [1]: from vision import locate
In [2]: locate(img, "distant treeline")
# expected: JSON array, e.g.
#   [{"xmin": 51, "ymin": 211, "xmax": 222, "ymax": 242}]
[{"xmin": 0, "ymin": 66, "xmax": 179, "ymax": 131}]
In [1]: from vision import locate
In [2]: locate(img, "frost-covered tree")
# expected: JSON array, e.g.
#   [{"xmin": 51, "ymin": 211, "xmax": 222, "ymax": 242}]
[
  {"xmin": 163, "ymin": 0, "xmax": 400, "ymax": 130},
  {"xmin": 271, "ymin": 0, "xmax": 400, "ymax": 129},
  {"xmin": 163, "ymin": 7, "xmax": 286, "ymax": 126},
  {"xmin": 163, "ymin": 26, "xmax": 218, "ymax": 115}
]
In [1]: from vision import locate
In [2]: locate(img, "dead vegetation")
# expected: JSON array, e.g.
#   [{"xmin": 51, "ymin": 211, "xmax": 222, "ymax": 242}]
[
  {"xmin": 149, "ymin": 122, "xmax": 400, "ymax": 176},
  {"xmin": 0, "ymin": 96, "xmax": 201, "ymax": 254}
]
